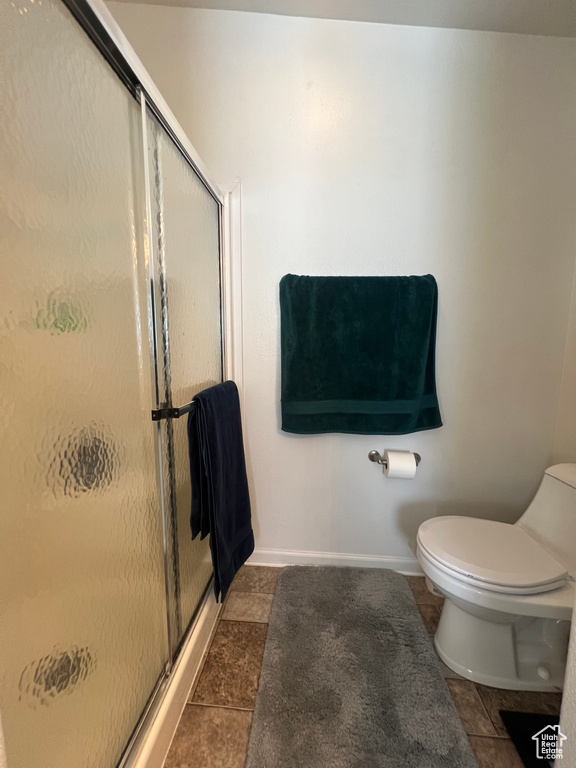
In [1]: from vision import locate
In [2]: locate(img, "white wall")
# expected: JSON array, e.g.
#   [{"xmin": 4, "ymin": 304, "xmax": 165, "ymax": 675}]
[
  {"xmin": 108, "ymin": 4, "xmax": 576, "ymax": 568},
  {"xmin": 554, "ymin": 263, "xmax": 576, "ymax": 463}
]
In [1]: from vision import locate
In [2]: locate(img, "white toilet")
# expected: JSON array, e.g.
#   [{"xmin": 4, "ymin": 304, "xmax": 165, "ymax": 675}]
[{"xmin": 417, "ymin": 463, "xmax": 576, "ymax": 691}]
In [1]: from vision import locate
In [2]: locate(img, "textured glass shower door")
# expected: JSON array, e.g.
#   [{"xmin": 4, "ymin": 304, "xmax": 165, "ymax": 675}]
[
  {"xmin": 0, "ymin": 2, "xmax": 170, "ymax": 767},
  {"xmin": 146, "ymin": 110, "xmax": 222, "ymax": 652}
]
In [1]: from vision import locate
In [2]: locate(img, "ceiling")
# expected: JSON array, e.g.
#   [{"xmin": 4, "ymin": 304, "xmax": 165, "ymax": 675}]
[{"xmin": 110, "ymin": 0, "xmax": 576, "ymax": 37}]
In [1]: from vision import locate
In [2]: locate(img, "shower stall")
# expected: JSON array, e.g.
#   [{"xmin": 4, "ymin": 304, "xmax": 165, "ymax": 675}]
[{"xmin": 0, "ymin": 1, "xmax": 231, "ymax": 765}]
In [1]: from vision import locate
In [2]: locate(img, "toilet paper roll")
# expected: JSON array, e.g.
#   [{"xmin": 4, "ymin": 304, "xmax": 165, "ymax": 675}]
[{"xmin": 383, "ymin": 450, "xmax": 417, "ymax": 479}]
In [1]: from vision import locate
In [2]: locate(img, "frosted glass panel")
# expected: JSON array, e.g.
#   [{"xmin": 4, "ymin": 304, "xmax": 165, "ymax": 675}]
[
  {"xmin": 147, "ymin": 113, "xmax": 222, "ymax": 644},
  {"xmin": 0, "ymin": 3, "xmax": 169, "ymax": 768}
]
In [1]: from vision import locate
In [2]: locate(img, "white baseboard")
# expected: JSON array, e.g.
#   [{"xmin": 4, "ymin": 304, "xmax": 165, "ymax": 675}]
[{"xmin": 247, "ymin": 548, "xmax": 423, "ymax": 575}]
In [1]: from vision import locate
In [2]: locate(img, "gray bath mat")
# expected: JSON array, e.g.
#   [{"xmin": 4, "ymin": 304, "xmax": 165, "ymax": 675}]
[{"xmin": 245, "ymin": 566, "xmax": 478, "ymax": 768}]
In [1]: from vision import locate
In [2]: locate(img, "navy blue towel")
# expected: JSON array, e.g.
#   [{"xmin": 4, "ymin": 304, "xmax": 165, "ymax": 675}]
[{"xmin": 187, "ymin": 381, "xmax": 254, "ymax": 602}]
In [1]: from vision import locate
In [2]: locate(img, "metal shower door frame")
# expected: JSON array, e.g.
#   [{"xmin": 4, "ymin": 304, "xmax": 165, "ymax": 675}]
[
  {"xmin": 142, "ymin": 95, "xmax": 224, "ymax": 656},
  {"xmin": 58, "ymin": 0, "xmax": 226, "ymax": 765},
  {"xmin": 62, "ymin": 0, "xmax": 224, "ymax": 208}
]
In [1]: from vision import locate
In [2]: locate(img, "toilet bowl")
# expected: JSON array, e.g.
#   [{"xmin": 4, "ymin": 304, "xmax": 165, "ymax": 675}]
[{"xmin": 416, "ymin": 463, "xmax": 576, "ymax": 691}]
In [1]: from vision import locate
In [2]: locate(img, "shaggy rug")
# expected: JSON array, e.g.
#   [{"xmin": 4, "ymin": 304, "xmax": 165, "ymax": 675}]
[{"xmin": 245, "ymin": 566, "xmax": 478, "ymax": 768}]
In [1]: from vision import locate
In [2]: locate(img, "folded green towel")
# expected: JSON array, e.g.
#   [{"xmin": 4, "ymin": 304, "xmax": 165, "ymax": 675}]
[{"xmin": 280, "ymin": 274, "xmax": 442, "ymax": 435}]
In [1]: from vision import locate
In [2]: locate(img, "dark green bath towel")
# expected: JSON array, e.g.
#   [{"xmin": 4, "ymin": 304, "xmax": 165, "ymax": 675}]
[{"xmin": 280, "ymin": 274, "xmax": 442, "ymax": 435}]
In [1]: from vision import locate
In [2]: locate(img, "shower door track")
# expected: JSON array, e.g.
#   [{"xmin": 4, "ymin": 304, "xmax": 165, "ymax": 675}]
[{"xmin": 56, "ymin": 1, "xmax": 226, "ymax": 766}]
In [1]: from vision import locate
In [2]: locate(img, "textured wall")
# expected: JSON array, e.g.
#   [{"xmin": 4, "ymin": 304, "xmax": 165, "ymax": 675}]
[{"xmin": 108, "ymin": 4, "xmax": 576, "ymax": 569}]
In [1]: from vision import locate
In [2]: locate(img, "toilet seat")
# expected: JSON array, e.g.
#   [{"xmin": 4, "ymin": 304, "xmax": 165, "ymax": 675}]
[{"xmin": 417, "ymin": 516, "xmax": 568, "ymax": 595}]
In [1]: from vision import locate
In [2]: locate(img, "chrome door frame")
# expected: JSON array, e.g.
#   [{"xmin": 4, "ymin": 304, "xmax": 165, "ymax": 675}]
[
  {"xmin": 62, "ymin": 0, "xmax": 224, "ymax": 208},
  {"xmin": 59, "ymin": 1, "xmax": 225, "ymax": 765}
]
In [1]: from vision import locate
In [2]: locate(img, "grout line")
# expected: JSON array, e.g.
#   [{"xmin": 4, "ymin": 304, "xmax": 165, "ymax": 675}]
[
  {"xmin": 415, "ymin": 599, "xmax": 444, "ymax": 606},
  {"xmin": 446, "ymin": 680, "xmax": 498, "ymax": 739},
  {"xmin": 219, "ymin": 618, "xmax": 270, "ymax": 626},
  {"xmin": 473, "ymin": 684, "xmax": 510, "ymax": 737},
  {"xmin": 461, "ymin": 726, "xmax": 501, "ymax": 739},
  {"xmin": 414, "ymin": 602, "xmax": 440, "ymax": 606},
  {"xmin": 468, "ymin": 734, "xmax": 513, "ymax": 743},
  {"xmin": 471, "ymin": 682, "xmax": 500, "ymax": 735},
  {"xmin": 186, "ymin": 701, "xmax": 255, "ymax": 713}
]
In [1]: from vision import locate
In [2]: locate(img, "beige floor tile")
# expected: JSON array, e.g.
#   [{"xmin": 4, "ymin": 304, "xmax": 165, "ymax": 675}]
[
  {"xmin": 475, "ymin": 685, "xmax": 563, "ymax": 737},
  {"xmin": 468, "ymin": 736, "xmax": 524, "ymax": 768},
  {"xmin": 230, "ymin": 565, "xmax": 281, "ymax": 594},
  {"xmin": 447, "ymin": 680, "xmax": 496, "ymax": 736},
  {"xmin": 165, "ymin": 705, "xmax": 252, "ymax": 768},
  {"xmin": 417, "ymin": 603, "xmax": 441, "ymax": 635},
  {"xmin": 192, "ymin": 620, "xmax": 267, "ymax": 709},
  {"xmin": 405, "ymin": 575, "xmax": 444, "ymax": 606},
  {"xmin": 222, "ymin": 591, "xmax": 274, "ymax": 623}
]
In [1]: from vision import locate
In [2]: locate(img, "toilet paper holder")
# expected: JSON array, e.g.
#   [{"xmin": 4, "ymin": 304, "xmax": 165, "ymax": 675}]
[{"xmin": 368, "ymin": 450, "xmax": 421, "ymax": 468}]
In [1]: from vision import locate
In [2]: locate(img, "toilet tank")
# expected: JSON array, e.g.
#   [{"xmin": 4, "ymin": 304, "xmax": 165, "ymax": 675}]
[{"xmin": 517, "ymin": 464, "xmax": 576, "ymax": 576}]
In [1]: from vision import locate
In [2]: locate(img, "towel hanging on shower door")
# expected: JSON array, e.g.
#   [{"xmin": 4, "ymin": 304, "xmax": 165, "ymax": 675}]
[{"xmin": 187, "ymin": 380, "xmax": 254, "ymax": 602}]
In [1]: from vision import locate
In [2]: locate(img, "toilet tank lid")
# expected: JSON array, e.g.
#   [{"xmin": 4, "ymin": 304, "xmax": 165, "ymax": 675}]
[{"xmin": 545, "ymin": 464, "xmax": 576, "ymax": 489}]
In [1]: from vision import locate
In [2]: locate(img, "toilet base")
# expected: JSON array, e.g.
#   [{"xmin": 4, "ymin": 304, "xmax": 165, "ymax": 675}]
[{"xmin": 435, "ymin": 599, "xmax": 568, "ymax": 691}]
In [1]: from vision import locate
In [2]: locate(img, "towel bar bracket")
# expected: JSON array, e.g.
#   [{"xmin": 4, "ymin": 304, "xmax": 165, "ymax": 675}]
[
  {"xmin": 151, "ymin": 407, "xmax": 180, "ymax": 421},
  {"xmin": 151, "ymin": 400, "xmax": 198, "ymax": 421}
]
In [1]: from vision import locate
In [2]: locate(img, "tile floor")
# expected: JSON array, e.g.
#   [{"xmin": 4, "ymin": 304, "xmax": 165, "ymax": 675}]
[{"xmin": 165, "ymin": 567, "xmax": 562, "ymax": 768}]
